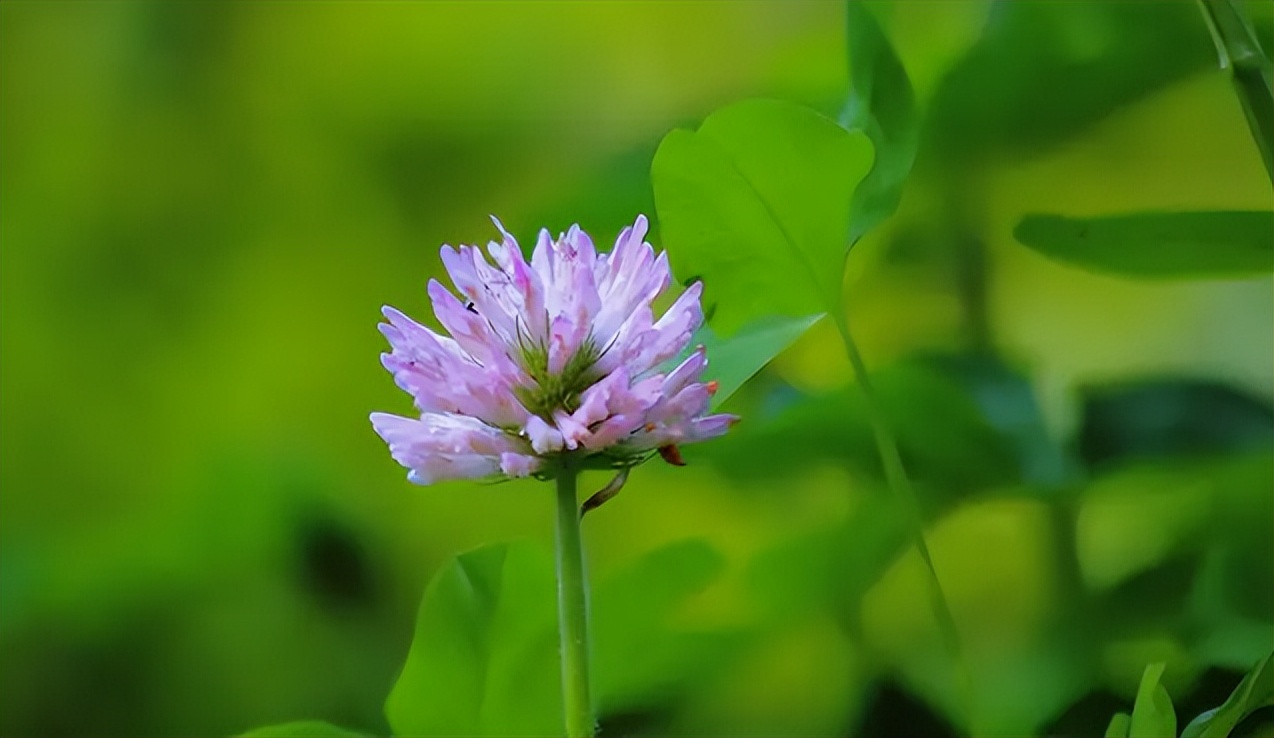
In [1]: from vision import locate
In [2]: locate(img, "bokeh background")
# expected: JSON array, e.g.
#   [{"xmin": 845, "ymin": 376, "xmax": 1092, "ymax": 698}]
[{"xmin": 2, "ymin": 2, "xmax": 1271, "ymax": 736}]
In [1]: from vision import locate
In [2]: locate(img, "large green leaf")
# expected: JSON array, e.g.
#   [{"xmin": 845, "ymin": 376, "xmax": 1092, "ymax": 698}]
[
  {"xmin": 1013, "ymin": 211, "xmax": 1274, "ymax": 279},
  {"xmin": 385, "ymin": 542, "xmax": 562, "ymax": 737},
  {"xmin": 592, "ymin": 540, "xmax": 738, "ymax": 717},
  {"xmin": 841, "ymin": 1, "xmax": 919, "ymax": 244},
  {"xmin": 1129, "ymin": 662, "xmax": 1177, "ymax": 738},
  {"xmin": 239, "ymin": 722, "xmax": 365, "ymax": 738},
  {"xmin": 652, "ymin": 98, "xmax": 874, "ymax": 334},
  {"xmin": 1182, "ymin": 651, "xmax": 1274, "ymax": 737}
]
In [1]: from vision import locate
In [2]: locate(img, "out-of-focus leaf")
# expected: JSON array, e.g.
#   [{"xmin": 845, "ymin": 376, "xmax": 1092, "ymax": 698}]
[
  {"xmin": 1077, "ymin": 380, "xmax": 1274, "ymax": 470},
  {"xmin": 925, "ymin": 1, "xmax": 1214, "ymax": 160},
  {"xmin": 666, "ymin": 313, "xmax": 825, "ymax": 410},
  {"xmin": 593, "ymin": 539, "xmax": 739, "ymax": 716},
  {"xmin": 1107, "ymin": 711, "xmax": 1133, "ymax": 737},
  {"xmin": 747, "ymin": 493, "xmax": 908, "ymax": 625},
  {"xmin": 385, "ymin": 542, "xmax": 561, "ymax": 737},
  {"xmin": 1013, "ymin": 212, "xmax": 1274, "ymax": 279},
  {"xmin": 700, "ymin": 356, "xmax": 1023, "ymax": 498},
  {"xmin": 1182, "ymin": 652, "xmax": 1274, "ymax": 738},
  {"xmin": 1189, "ymin": 452, "xmax": 1274, "ymax": 630},
  {"xmin": 1129, "ymin": 662, "xmax": 1178, "ymax": 738},
  {"xmin": 239, "ymin": 721, "xmax": 365, "ymax": 737},
  {"xmin": 841, "ymin": 1, "xmax": 918, "ymax": 244},
  {"xmin": 652, "ymin": 98, "xmax": 874, "ymax": 334},
  {"xmin": 929, "ymin": 353, "xmax": 1075, "ymax": 488}
]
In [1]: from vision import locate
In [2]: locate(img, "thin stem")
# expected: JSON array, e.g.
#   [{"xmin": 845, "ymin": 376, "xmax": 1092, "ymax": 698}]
[
  {"xmin": 1198, "ymin": 0, "xmax": 1274, "ymax": 187},
  {"xmin": 554, "ymin": 462, "xmax": 594, "ymax": 738},
  {"xmin": 831, "ymin": 312, "xmax": 978, "ymax": 734}
]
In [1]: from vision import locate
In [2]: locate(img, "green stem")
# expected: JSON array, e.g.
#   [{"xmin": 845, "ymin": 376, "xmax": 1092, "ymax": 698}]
[
  {"xmin": 554, "ymin": 462, "xmax": 594, "ymax": 738},
  {"xmin": 1198, "ymin": 0, "xmax": 1274, "ymax": 188},
  {"xmin": 832, "ymin": 312, "xmax": 978, "ymax": 734}
]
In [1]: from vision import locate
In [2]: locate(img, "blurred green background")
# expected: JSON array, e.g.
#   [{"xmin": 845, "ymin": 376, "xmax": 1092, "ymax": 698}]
[{"xmin": 1, "ymin": 2, "xmax": 1271, "ymax": 736}]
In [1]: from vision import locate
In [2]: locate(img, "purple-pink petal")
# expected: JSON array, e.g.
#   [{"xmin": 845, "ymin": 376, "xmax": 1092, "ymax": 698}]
[{"xmin": 371, "ymin": 215, "xmax": 737, "ymax": 486}]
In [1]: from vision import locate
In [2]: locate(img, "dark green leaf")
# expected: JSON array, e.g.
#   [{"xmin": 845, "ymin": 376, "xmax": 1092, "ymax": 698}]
[
  {"xmin": 841, "ymin": 1, "xmax": 919, "ymax": 244},
  {"xmin": 1077, "ymin": 380, "xmax": 1274, "ymax": 470},
  {"xmin": 1129, "ymin": 662, "xmax": 1178, "ymax": 738},
  {"xmin": 1182, "ymin": 652, "xmax": 1274, "ymax": 738},
  {"xmin": 929, "ymin": 353, "xmax": 1076, "ymax": 487},
  {"xmin": 925, "ymin": 1, "xmax": 1214, "ymax": 160},
  {"xmin": 1013, "ymin": 211, "xmax": 1274, "ymax": 279},
  {"xmin": 384, "ymin": 542, "xmax": 562, "ymax": 737},
  {"xmin": 700, "ymin": 356, "xmax": 1023, "ymax": 498},
  {"xmin": 239, "ymin": 721, "xmax": 365, "ymax": 738},
  {"xmin": 652, "ymin": 98, "xmax": 874, "ymax": 333}
]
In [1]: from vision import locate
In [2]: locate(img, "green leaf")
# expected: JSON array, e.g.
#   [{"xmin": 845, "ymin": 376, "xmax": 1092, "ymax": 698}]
[
  {"xmin": 385, "ymin": 541, "xmax": 562, "ymax": 737},
  {"xmin": 1129, "ymin": 662, "xmax": 1178, "ymax": 738},
  {"xmin": 1182, "ymin": 652, "xmax": 1274, "ymax": 738},
  {"xmin": 669, "ymin": 313, "xmax": 824, "ymax": 410},
  {"xmin": 652, "ymin": 98, "xmax": 874, "ymax": 334},
  {"xmin": 841, "ymin": 1, "xmax": 919, "ymax": 244},
  {"xmin": 1107, "ymin": 712, "xmax": 1133, "ymax": 738},
  {"xmin": 925, "ymin": 1, "xmax": 1214, "ymax": 160},
  {"xmin": 927, "ymin": 353, "xmax": 1076, "ymax": 487},
  {"xmin": 700, "ymin": 356, "xmax": 1023, "ymax": 498},
  {"xmin": 1012, "ymin": 211, "xmax": 1274, "ymax": 279},
  {"xmin": 1077, "ymin": 380, "xmax": 1274, "ymax": 470},
  {"xmin": 592, "ymin": 539, "xmax": 738, "ymax": 715},
  {"xmin": 239, "ymin": 722, "xmax": 365, "ymax": 738},
  {"xmin": 747, "ymin": 493, "xmax": 908, "ymax": 623}
]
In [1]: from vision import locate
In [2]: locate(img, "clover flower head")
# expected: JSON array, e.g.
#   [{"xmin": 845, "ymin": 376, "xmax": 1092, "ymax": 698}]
[{"xmin": 371, "ymin": 215, "xmax": 738, "ymax": 485}]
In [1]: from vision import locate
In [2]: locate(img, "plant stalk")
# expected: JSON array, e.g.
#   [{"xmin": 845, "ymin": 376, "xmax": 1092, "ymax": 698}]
[
  {"xmin": 554, "ymin": 463, "xmax": 594, "ymax": 738},
  {"xmin": 832, "ymin": 312, "xmax": 978, "ymax": 733},
  {"xmin": 1198, "ymin": 0, "xmax": 1274, "ymax": 187}
]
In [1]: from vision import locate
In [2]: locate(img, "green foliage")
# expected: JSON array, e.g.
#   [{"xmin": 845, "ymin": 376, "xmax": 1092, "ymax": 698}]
[
  {"xmin": 841, "ymin": 1, "xmax": 919, "ymax": 244},
  {"xmin": 1182, "ymin": 652, "xmax": 1274, "ymax": 738},
  {"xmin": 1106, "ymin": 654, "xmax": 1274, "ymax": 738},
  {"xmin": 1013, "ymin": 211, "xmax": 1274, "ymax": 279},
  {"xmin": 925, "ymin": 0, "xmax": 1214, "ymax": 160},
  {"xmin": 651, "ymin": 98, "xmax": 874, "ymax": 334},
  {"xmin": 671, "ymin": 313, "xmax": 826, "ymax": 410},
  {"xmin": 3, "ymin": 2, "xmax": 1273, "ymax": 737},
  {"xmin": 701, "ymin": 355, "xmax": 1033, "ymax": 497},
  {"xmin": 1197, "ymin": 0, "xmax": 1274, "ymax": 185},
  {"xmin": 385, "ymin": 540, "xmax": 732, "ymax": 736},
  {"xmin": 1129, "ymin": 663, "xmax": 1178, "ymax": 738},
  {"xmin": 239, "ymin": 721, "xmax": 366, "ymax": 737},
  {"xmin": 1108, "ymin": 712, "xmax": 1134, "ymax": 738},
  {"xmin": 592, "ymin": 539, "xmax": 739, "ymax": 716},
  {"xmin": 385, "ymin": 542, "xmax": 562, "ymax": 737},
  {"xmin": 1077, "ymin": 380, "xmax": 1274, "ymax": 469},
  {"xmin": 746, "ymin": 492, "xmax": 907, "ymax": 624}
]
